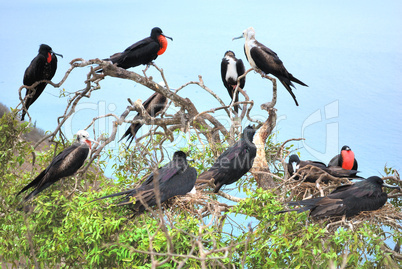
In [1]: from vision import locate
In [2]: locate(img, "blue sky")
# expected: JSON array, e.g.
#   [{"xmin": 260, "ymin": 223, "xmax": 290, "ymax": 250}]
[{"xmin": 1, "ymin": 0, "xmax": 401, "ymax": 177}]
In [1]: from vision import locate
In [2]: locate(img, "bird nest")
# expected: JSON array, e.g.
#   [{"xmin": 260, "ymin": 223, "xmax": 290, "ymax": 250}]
[
  {"xmin": 164, "ymin": 190, "xmax": 232, "ymax": 219},
  {"xmin": 279, "ymin": 165, "xmax": 352, "ymax": 203}
]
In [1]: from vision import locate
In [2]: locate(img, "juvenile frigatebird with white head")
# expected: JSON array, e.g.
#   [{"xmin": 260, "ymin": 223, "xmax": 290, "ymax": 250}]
[
  {"xmin": 17, "ymin": 130, "xmax": 94, "ymax": 202},
  {"xmin": 105, "ymin": 27, "xmax": 173, "ymax": 70},
  {"xmin": 233, "ymin": 27, "xmax": 308, "ymax": 106},
  {"xmin": 21, "ymin": 44, "xmax": 63, "ymax": 121},
  {"xmin": 221, "ymin": 51, "xmax": 246, "ymax": 113}
]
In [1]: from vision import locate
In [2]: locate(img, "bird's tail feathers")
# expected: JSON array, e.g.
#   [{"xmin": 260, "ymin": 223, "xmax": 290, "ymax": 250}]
[
  {"xmin": 90, "ymin": 189, "xmax": 136, "ymax": 203},
  {"xmin": 289, "ymin": 74, "xmax": 308, "ymax": 87},
  {"xmin": 279, "ymin": 79, "xmax": 299, "ymax": 106},
  {"xmin": 17, "ymin": 170, "xmax": 46, "ymax": 197},
  {"xmin": 117, "ymin": 188, "xmax": 153, "ymax": 209},
  {"xmin": 119, "ymin": 123, "xmax": 142, "ymax": 148}
]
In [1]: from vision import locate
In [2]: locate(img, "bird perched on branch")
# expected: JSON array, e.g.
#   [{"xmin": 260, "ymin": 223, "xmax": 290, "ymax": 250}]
[
  {"xmin": 197, "ymin": 125, "xmax": 257, "ymax": 193},
  {"xmin": 233, "ymin": 27, "xmax": 307, "ymax": 106},
  {"xmin": 105, "ymin": 27, "xmax": 173, "ymax": 70},
  {"xmin": 21, "ymin": 44, "xmax": 63, "ymax": 121},
  {"xmin": 328, "ymin": 145, "xmax": 358, "ymax": 170},
  {"xmin": 287, "ymin": 154, "xmax": 360, "ymax": 183},
  {"xmin": 221, "ymin": 50, "xmax": 246, "ymax": 113},
  {"xmin": 278, "ymin": 176, "xmax": 400, "ymax": 218},
  {"xmin": 119, "ymin": 84, "xmax": 168, "ymax": 148},
  {"xmin": 92, "ymin": 151, "xmax": 197, "ymax": 214},
  {"xmin": 17, "ymin": 130, "xmax": 93, "ymax": 202}
]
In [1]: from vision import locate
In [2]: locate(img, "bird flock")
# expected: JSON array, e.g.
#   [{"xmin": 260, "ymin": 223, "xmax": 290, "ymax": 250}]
[{"xmin": 17, "ymin": 27, "xmax": 399, "ymax": 220}]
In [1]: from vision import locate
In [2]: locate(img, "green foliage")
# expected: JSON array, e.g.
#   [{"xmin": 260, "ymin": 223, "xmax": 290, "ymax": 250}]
[
  {"xmin": 0, "ymin": 113, "xmax": 400, "ymax": 267},
  {"xmin": 232, "ymin": 188, "xmax": 402, "ymax": 268}
]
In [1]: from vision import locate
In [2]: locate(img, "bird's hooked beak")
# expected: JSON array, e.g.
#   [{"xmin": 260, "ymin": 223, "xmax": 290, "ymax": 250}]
[
  {"xmin": 51, "ymin": 50, "xmax": 63, "ymax": 58},
  {"xmin": 86, "ymin": 138, "xmax": 99, "ymax": 149},
  {"xmin": 382, "ymin": 182, "xmax": 401, "ymax": 191},
  {"xmin": 162, "ymin": 34, "xmax": 173, "ymax": 41},
  {"xmin": 232, "ymin": 35, "xmax": 243, "ymax": 41}
]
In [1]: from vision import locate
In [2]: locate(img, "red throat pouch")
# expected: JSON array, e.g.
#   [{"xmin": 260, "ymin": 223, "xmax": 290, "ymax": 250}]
[
  {"xmin": 157, "ymin": 36, "xmax": 168, "ymax": 55},
  {"xmin": 47, "ymin": 52, "xmax": 52, "ymax": 63},
  {"xmin": 85, "ymin": 139, "xmax": 92, "ymax": 149},
  {"xmin": 341, "ymin": 150, "xmax": 354, "ymax": 170}
]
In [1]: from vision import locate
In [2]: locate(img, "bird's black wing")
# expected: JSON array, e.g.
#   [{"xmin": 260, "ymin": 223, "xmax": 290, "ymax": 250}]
[
  {"xmin": 302, "ymin": 160, "xmax": 327, "ymax": 169},
  {"xmin": 309, "ymin": 196, "xmax": 346, "ymax": 218},
  {"xmin": 122, "ymin": 37, "xmax": 153, "ymax": 53},
  {"xmin": 142, "ymin": 159, "xmax": 183, "ymax": 186},
  {"xmin": 236, "ymin": 59, "xmax": 246, "ymax": 89},
  {"xmin": 159, "ymin": 167, "xmax": 197, "ymax": 202},
  {"xmin": 16, "ymin": 169, "xmax": 46, "ymax": 196},
  {"xmin": 114, "ymin": 38, "xmax": 160, "ymax": 67},
  {"xmin": 250, "ymin": 45, "xmax": 299, "ymax": 106},
  {"xmin": 43, "ymin": 143, "xmax": 81, "ymax": 173},
  {"xmin": 120, "ymin": 92, "xmax": 160, "ymax": 146},
  {"xmin": 91, "ymin": 188, "xmax": 139, "ymax": 203},
  {"xmin": 286, "ymin": 197, "xmax": 325, "ymax": 214},
  {"xmin": 23, "ymin": 55, "xmax": 46, "ymax": 86},
  {"xmin": 140, "ymin": 171, "xmax": 156, "ymax": 186},
  {"xmin": 327, "ymin": 183, "xmax": 374, "ymax": 201},
  {"xmin": 16, "ymin": 143, "xmax": 79, "ymax": 196},
  {"xmin": 21, "ymin": 54, "xmax": 48, "ymax": 120},
  {"xmin": 205, "ymin": 140, "xmax": 244, "ymax": 175},
  {"xmin": 250, "ymin": 44, "xmax": 284, "ymax": 76},
  {"xmin": 26, "ymin": 144, "xmax": 88, "ymax": 200},
  {"xmin": 215, "ymin": 139, "xmax": 255, "ymax": 192},
  {"xmin": 119, "ymin": 167, "xmax": 197, "ymax": 210},
  {"xmin": 353, "ymin": 159, "xmax": 358, "ymax": 171},
  {"xmin": 327, "ymin": 183, "xmax": 356, "ymax": 196},
  {"xmin": 328, "ymin": 154, "xmax": 341, "ymax": 167},
  {"xmin": 325, "ymin": 167, "xmax": 360, "ymax": 178}
]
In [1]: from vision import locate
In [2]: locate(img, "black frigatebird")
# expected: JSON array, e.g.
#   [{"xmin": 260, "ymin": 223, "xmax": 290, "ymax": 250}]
[
  {"xmin": 119, "ymin": 89, "xmax": 168, "ymax": 148},
  {"xmin": 197, "ymin": 125, "xmax": 257, "ymax": 193},
  {"xmin": 106, "ymin": 27, "xmax": 173, "ymax": 70},
  {"xmin": 221, "ymin": 50, "xmax": 246, "ymax": 113},
  {"xmin": 21, "ymin": 44, "xmax": 63, "ymax": 121},
  {"xmin": 17, "ymin": 130, "xmax": 93, "ymax": 202},
  {"xmin": 328, "ymin": 145, "xmax": 358, "ymax": 170},
  {"xmin": 93, "ymin": 151, "xmax": 197, "ymax": 213},
  {"xmin": 288, "ymin": 154, "xmax": 360, "ymax": 183},
  {"xmin": 278, "ymin": 176, "xmax": 400, "ymax": 218},
  {"xmin": 233, "ymin": 27, "xmax": 307, "ymax": 106}
]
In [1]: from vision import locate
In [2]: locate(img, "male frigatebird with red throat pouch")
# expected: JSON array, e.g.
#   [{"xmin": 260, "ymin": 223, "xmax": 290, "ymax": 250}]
[
  {"xmin": 287, "ymin": 154, "xmax": 360, "ymax": 183},
  {"xmin": 21, "ymin": 44, "xmax": 63, "ymax": 121},
  {"xmin": 221, "ymin": 50, "xmax": 246, "ymax": 114},
  {"xmin": 105, "ymin": 27, "xmax": 173, "ymax": 70},
  {"xmin": 328, "ymin": 145, "xmax": 358, "ymax": 170},
  {"xmin": 278, "ymin": 176, "xmax": 400, "ymax": 218},
  {"xmin": 17, "ymin": 130, "xmax": 94, "ymax": 202},
  {"xmin": 233, "ymin": 27, "xmax": 307, "ymax": 106}
]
